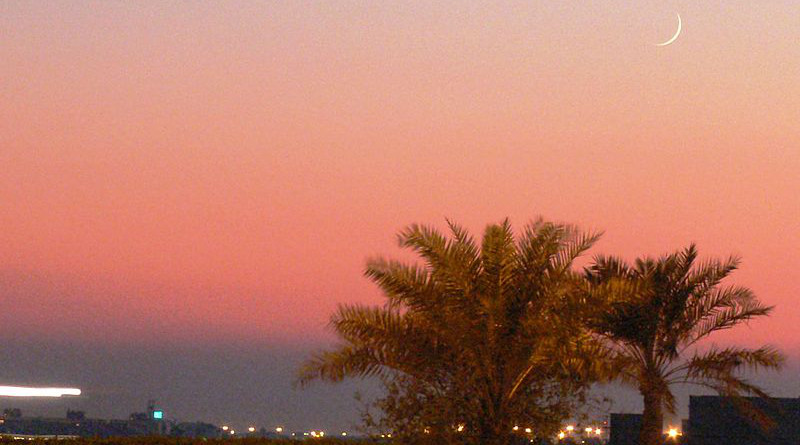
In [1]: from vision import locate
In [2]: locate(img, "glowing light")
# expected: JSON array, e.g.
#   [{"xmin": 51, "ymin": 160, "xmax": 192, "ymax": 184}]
[
  {"xmin": 566, "ymin": 425, "xmax": 574, "ymax": 432},
  {"xmin": 585, "ymin": 427, "xmax": 593, "ymax": 433},
  {"xmin": 525, "ymin": 427, "xmax": 532, "ymax": 434},
  {"xmin": 513, "ymin": 425, "xmax": 519, "ymax": 431},
  {"xmin": 341, "ymin": 432, "xmax": 347, "ymax": 436},
  {"xmin": 0, "ymin": 386, "xmax": 81, "ymax": 398},
  {"xmin": 275, "ymin": 427, "xmax": 283, "ymax": 433},
  {"xmin": 457, "ymin": 424, "xmax": 465, "ymax": 432},
  {"xmin": 222, "ymin": 426, "xmax": 229, "ymax": 431},
  {"xmin": 248, "ymin": 426, "xmax": 255, "ymax": 433},
  {"xmin": 558, "ymin": 431, "xmax": 566, "ymax": 440},
  {"xmin": 595, "ymin": 428, "xmax": 602, "ymax": 435},
  {"xmin": 668, "ymin": 428, "xmax": 680, "ymax": 438}
]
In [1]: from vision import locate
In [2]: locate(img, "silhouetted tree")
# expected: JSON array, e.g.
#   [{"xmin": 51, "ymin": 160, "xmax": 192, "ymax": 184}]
[
  {"xmin": 299, "ymin": 219, "xmax": 604, "ymax": 445},
  {"xmin": 585, "ymin": 245, "xmax": 784, "ymax": 445}
]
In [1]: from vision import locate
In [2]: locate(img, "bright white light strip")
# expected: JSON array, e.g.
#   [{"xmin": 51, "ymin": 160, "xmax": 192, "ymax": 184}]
[{"xmin": 0, "ymin": 386, "xmax": 81, "ymax": 397}]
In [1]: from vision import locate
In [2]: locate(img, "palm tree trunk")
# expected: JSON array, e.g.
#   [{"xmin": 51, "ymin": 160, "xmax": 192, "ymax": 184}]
[
  {"xmin": 473, "ymin": 387, "xmax": 513, "ymax": 445},
  {"xmin": 477, "ymin": 431, "xmax": 512, "ymax": 445},
  {"xmin": 639, "ymin": 389, "xmax": 664, "ymax": 445},
  {"xmin": 476, "ymin": 415, "xmax": 512, "ymax": 445}
]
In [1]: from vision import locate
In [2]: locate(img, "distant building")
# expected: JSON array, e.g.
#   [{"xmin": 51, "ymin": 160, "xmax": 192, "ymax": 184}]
[
  {"xmin": 688, "ymin": 395, "xmax": 800, "ymax": 445},
  {"xmin": 0, "ymin": 415, "xmax": 168, "ymax": 437},
  {"xmin": 171, "ymin": 421, "xmax": 223, "ymax": 438},
  {"xmin": 609, "ymin": 413, "xmax": 642, "ymax": 445},
  {"xmin": 0, "ymin": 403, "xmax": 170, "ymax": 438},
  {"xmin": 66, "ymin": 410, "xmax": 85, "ymax": 422},
  {"xmin": 2, "ymin": 409, "xmax": 21, "ymax": 419}
]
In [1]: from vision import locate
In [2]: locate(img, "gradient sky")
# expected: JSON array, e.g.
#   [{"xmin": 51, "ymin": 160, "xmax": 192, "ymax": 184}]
[{"xmin": 2, "ymin": 0, "xmax": 799, "ymax": 431}]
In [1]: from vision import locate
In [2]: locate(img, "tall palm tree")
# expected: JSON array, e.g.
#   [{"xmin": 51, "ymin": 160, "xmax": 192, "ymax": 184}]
[
  {"xmin": 585, "ymin": 245, "xmax": 784, "ymax": 445},
  {"xmin": 298, "ymin": 219, "xmax": 602, "ymax": 445}
]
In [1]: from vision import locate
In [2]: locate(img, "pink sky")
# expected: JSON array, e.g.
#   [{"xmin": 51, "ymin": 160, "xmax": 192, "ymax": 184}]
[{"xmin": 2, "ymin": 1, "xmax": 798, "ymax": 357}]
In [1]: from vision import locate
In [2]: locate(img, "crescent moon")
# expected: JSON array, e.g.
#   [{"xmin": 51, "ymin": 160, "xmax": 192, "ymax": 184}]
[{"xmin": 655, "ymin": 13, "xmax": 682, "ymax": 46}]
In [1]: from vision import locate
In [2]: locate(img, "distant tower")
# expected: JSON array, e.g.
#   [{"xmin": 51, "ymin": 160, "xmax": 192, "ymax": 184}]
[{"xmin": 148, "ymin": 399, "xmax": 164, "ymax": 421}]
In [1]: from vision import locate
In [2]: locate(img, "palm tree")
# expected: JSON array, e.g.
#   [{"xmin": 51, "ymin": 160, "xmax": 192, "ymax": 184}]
[
  {"xmin": 585, "ymin": 245, "xmax": 784, "ymax": 445},
  {"xmin": 298, "ymin": 219, "xmax": 602, "ymax": 445}
]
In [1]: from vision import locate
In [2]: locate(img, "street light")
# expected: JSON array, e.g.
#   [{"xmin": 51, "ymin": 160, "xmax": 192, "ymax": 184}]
[{"xmin": 668, "ymin": 428, "xmax": 680, "ymax": 438}]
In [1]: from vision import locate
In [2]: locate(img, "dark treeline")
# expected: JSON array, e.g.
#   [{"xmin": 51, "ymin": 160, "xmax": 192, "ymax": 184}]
[
  {"xmin": 298, "ymin": 218, "xmax": 784, "ymax": 445},
  {"xmin": 0, "ymin": 439, "xmax": 369, "ymax": 445}
]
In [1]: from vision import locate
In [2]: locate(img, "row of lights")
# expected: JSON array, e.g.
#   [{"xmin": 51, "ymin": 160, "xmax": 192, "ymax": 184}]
[
  {"xmin": 220, "ymin": 425, "xmax": 350, "ymax": 438},
  {"xmin": 433, "ymin": 423, "xmax": 604, "ymax": 438},
  {"xmin": 555, "ymin": 424, "xmax": 681, "ymax": 441},
  {"xmin": 218, "ymin": 423, "xmax": 679, "ymax": 439},
  {"xmin": 555, "ymin": 424, "xmax": 603, "ymax": 440},
  {"xmin": 302, "ymin": 430, "xmax": 351, "ymax": 438}
]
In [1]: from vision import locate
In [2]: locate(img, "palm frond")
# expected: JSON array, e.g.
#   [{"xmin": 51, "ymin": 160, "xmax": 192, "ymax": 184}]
[
  {"xmin": 682, "ymin": 346, "xmax": 784, "ymax": 384},
  {"xmin": 684, "ymin": 293, "xmax": 772, "ymax": 348},
  {"xmin": 364, "ymin": 258, "xmax": 434, "ymax": 309},
  {"xmin": 296, "ymin": 345, "xmax": 391, "ymax": 386}
]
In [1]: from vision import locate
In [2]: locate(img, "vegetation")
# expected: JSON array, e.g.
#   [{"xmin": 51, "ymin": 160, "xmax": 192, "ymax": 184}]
[
  {"xmin": 0, "ymin": 439, "xmax": 371, "ymax": 445},
  {"xmin": 298, "ymin": 219, "xmax": 605, "ymax": 445},
  {"xmin": 298, "ymin": 217, "xmax": 783, "ymax": 445},
  {"xmin": 584, "ymin": 245, "xmax": 784, "ymax": 445},
  {"xmin": 0, "ymin": 222, "xmax": 784, "ymax": 445}
]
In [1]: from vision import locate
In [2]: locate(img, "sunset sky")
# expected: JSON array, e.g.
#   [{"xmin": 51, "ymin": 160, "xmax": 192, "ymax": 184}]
[{"xmin": 2, "ymin": 0, "xmax": 798, "ymax": 430}]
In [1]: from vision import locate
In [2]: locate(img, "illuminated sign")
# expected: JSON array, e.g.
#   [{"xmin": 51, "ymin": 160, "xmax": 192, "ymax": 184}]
[{"xmin": 153, "ymin": 410, "xmax": 163, "ymax": 419}]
